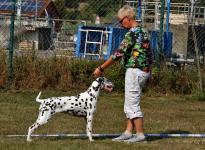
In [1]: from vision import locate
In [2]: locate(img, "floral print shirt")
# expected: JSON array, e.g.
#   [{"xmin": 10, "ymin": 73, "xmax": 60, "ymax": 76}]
[{"xmin": 111, "ymin": 26, "xmax": 152, "ymax": 71}]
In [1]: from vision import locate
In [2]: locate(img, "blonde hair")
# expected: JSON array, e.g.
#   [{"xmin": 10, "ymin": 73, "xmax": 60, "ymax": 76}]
[{"xmin": 117, "ymin": 5, "xmax": 135, "ymax": 19}]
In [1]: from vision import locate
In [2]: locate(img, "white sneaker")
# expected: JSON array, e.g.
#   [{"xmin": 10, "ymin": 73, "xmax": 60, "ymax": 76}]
[
  {"xmin": 112, "ymin": 133, "xmax": 133, "ymax": 142},
  {"xmin": 124, "ymin": 134, "xmax": 146, "ymax": 143}
]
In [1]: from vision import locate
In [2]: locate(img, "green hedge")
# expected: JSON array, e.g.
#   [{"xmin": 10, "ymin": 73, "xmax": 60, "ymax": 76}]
[{"xmin": 0, "ymin": 52, "xmax": 204, "ymax": 97}]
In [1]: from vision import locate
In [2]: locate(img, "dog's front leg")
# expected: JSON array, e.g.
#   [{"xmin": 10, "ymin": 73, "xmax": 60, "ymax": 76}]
[{"xmin": 86, "ymin": 112, "xmax": 94, "ymax": 141}]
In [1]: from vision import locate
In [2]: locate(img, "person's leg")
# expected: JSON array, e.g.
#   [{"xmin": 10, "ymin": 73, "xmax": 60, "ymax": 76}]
[
  {"xmin": 112, "ymin": 69, "xmax": 134, "ymax": 142},
  {"xmin": 124, "ymin": 119, "xmax": 134, "ymax": 134},
  {"xmin": 113, "ymin": 69, "xmax": 149, "ymax": 142},
  {"xmin": 112, "ymin": 119, "xmax": 133, "ymax": 141},
  {"xmin": 112, "ymin": 121, "xmax": 133, "ymax": 141},
  {"xmin": 133, "ymin": 117, "xmax": 143, "ymax": 134},
  {"xmin": 123, "ymin": 117, "xmax": 146, "ymax": 143},
  {"xmin": 124, "ymin": 70, "xmax": 150, "ymax": 143}
]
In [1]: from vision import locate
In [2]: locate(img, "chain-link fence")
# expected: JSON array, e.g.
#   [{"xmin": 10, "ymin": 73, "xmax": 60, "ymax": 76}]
[
  {"xmin": 1, "ymin": 1, "xmax": 204, "ymax": 58},
  {"xmin": 0, "ymin": 0, "xmax": 205, "ymax": 89},
  {"xmin": 0, "ymin": 0, "xmax": 123, "ymax": 58}
]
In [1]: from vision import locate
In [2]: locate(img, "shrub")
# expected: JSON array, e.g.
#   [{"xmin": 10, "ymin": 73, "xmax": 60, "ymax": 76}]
[
  {"xmin": 150, "ymin": 65, "xmax": 203, "ymax": 94},
  {"xmin": 0, "ymin": 50, "xmax": 204, "ymax": 96}
]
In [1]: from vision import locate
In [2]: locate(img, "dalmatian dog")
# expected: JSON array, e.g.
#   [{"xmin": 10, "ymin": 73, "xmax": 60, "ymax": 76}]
[{"xmin": 27, "ymin": 77, "xmax": 113, "ymax": 142}]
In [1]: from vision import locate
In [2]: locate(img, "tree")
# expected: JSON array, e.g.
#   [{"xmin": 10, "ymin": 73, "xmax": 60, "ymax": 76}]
[
  {"xmin": 65, "ymin": 0, "xmax": 80, "ymax": 8},
  {"xmin": 54, "ymin": 0, "xmax": 67, "ymax": 18},
  {"xmin": 86, "ymin": 0, "xmax": 121, "ymax": 17}
]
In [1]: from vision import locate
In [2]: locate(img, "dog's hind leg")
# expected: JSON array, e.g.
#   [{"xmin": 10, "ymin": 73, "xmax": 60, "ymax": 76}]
[
  {"xmin": 27, "ymin": 109, "xmax": 52, "ymax": 142},
  {"xmin": 86, "ymin": 112, "xmax": 94, "ymax": 141}
]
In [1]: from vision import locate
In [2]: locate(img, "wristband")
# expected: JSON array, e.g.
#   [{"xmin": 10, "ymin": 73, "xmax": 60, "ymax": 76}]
[{"xmin": 98, "ymin": 66, "xmax": 104, "ymax": 72}]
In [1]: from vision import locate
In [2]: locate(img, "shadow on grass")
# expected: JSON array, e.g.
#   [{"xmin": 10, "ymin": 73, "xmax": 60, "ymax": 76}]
[
  {"xmin": 146, "ymin": 130, "xmax": 191, "ymax": 142},
  {"xmin": 49, "ymin": 130, "xmax": 191, "ymax": 141},
  {"xmin": 52, "ymin": 136, "xmax": 89, "ymax": 141},
  {"xmin": 52, "ymin": 136, "xmax": 116, "ymax": 141}
]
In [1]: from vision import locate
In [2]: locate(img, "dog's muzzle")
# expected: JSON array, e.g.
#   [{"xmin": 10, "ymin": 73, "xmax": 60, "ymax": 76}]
[
  {"xmin": 103, "ymin": 80, "xmax": 114, "ymax": 92},
  {"xmin": 95, "ymin": 77, "xmax": 114, "ymax": 92}
]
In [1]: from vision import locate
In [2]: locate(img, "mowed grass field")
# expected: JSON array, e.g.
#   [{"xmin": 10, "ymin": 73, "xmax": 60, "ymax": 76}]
[{"xmin": 0, "ymin": 90, "xmax": 205, "ymax": 150}]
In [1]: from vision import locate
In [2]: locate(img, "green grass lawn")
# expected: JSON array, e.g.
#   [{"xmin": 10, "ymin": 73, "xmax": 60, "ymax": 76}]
[{"xmin": 0, "ymin": 90, "xmax": 205, "ymax": 150}]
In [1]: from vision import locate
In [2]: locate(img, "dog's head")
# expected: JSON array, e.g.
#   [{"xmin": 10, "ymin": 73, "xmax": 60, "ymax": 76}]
[{"xmin": 92, "ymin": 77, "xmax": 114, "ymax": 92}]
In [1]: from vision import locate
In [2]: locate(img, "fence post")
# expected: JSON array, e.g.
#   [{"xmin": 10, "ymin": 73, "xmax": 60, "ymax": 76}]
[
  {"xmin": 159, "ymin": 0, "xmax": 165, "ymax": 66},
  {"xmin": 192, "ymin": 26, "xmax": 203, "ymax": 91},
  {"xmin": 7, "ymin": 0, "xmax": 16, "ymax": 88}
]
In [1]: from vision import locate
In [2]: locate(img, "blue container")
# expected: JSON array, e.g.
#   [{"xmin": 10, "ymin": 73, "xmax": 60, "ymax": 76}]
[
  {"xmin": 75, "ymin": 26, "xmax": 127, "ymax": 60},
  {"xmin": 149, "ymin": 30, "xmax": 173, "ymax": 58}
]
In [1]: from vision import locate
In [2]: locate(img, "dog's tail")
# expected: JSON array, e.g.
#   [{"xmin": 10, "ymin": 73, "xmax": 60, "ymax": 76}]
[{"xmin": 36, "ymin": 91, "xmax": 43, "ymax": 103}]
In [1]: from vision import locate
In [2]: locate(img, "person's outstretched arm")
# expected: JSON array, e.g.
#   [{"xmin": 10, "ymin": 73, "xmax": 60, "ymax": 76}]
[{"xmin": 93, "ymin": 57, "xmax": 114, "ymax": 78}]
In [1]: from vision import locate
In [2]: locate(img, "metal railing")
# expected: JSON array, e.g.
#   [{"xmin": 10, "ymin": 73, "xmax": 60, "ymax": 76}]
[{"xmin": 125, "ymin": 0, "xmax": 205, "ymax": 25}]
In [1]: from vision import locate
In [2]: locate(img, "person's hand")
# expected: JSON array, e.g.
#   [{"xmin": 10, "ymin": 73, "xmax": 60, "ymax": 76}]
[
  {"xmin": 142, "ymin": 42, "xmax": 150, "ymax": 49},
  {"xmin": 148, "ymin": 75, "xmax": 153, "ymax": 84},
  {"xmin": 93, "ymin": 68, "xmax": 102, "ymax": 78}
]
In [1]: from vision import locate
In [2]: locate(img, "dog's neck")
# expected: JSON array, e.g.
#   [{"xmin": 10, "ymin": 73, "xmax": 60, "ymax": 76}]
[{"xmin": 86, "ymin": 85, "xmax": 101, "ymax": 99}]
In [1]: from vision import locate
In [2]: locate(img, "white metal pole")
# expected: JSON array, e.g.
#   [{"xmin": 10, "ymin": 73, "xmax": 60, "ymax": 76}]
[
  {"xmin": 99, "ymin": 30, "xmax": 104, "ymax": 58},
  {"xmin": 190, "ymin": 0, "xmax": 195, "ymax": 24},
  {"xmin": 5, "ymin": 133, "xmax": 205, "ymax": 138},
  {"xmin": 16, "ymin": 0, "xmax": 21, "ymax": 25}
]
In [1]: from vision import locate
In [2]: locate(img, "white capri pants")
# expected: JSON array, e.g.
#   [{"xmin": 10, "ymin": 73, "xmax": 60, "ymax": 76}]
[{"xmin": 124, "ymin": 68, "xmax": 150, "ymax": 119}]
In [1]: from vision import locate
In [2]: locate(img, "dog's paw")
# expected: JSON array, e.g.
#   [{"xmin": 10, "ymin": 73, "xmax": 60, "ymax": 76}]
[
  {"xmin": 89, "ymin": 139, "xmax": 94, "ymax": 142},
  {"xmin": 27, "ymin": 138, "xmax": 32, "ymax": 142}
]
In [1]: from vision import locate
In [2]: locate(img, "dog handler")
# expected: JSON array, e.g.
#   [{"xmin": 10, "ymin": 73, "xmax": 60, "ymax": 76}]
[{"xmin": 93, "ymin": 5, "xmax": 152, "ymax": 143}]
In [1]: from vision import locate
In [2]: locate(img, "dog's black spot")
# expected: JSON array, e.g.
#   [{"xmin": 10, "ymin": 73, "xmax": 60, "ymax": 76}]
[
  {"xmin": 89, "ymin": 103, "xmax": 92, "ymax": 109},
  {"xmin": 71, "ymin": 103, "xmax": 74, "ymax": 105},
  {"xmin": 90, "ymin": 93, "xmax": 92, "ymax": 97},
  {"xmin": 79, "ymin": 102, "xmax": 81, "ymax": 105},
  {"xmin": 41, "ymin": 108, "xmax": 49, "ymax": 116},
  {"xmin": 58, "ymin": 102, "xmax": 60, "ymax": 105},
  {"xmin": 60, "ymin": 106, "xmax": 63, "ymax": 108},
  {"xmin": 75, "ymin": 99, "xmax": 78, "ymax": 101},
  {"xmin": 30, "ymin": 124, "xmax": 36, "ymax": 129},
  {"xmin": 86, "ymin": 98, "xmax": 88, "ymax": 101},
  {"xmin": 49, "ymin": 103, "xmax": 56, "ymax": 110},
  {"xmin": 75, "ymin": 104, "xmax": 78, "ymax": 106},
  {"xmin": 81, "ymin": 99, "xmax": 84, "ymax": 102},
  {"xmin": 85, "ymin": 102, "xmax": 87, "ymax": 106},
  {"xmin": 90, "ymin": 98, "xmax": 93, "ymax": 101},
  {"xmin": 64, "ymin": 102, "xmax": 66, "ymax": 104}
]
